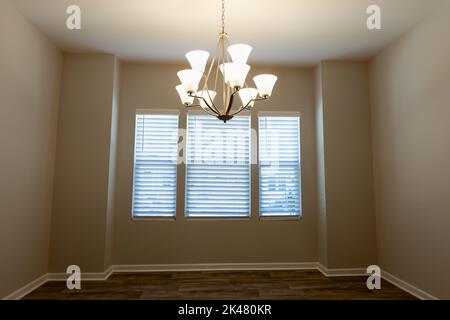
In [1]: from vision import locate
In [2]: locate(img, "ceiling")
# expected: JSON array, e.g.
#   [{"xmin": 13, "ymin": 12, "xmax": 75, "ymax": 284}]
[{"xmin": 12, "ymin": 0, "xmax": 444, "ymax": 65}]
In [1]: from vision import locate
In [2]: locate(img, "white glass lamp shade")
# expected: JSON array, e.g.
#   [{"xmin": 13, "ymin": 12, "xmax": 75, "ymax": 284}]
[
  {"xmin": 238, "ymin": 88, "xmax": 259, "ymax": 108},
  {"xmin": 176, "ymin": 85, "xmax": 194, "ymax": 105},
  {"xmin": 227, "ymin": 44, "xmax": 252, "ymax": 64},
  {"xmin": 219, "ymin": 63, "xmax": 250, "ymax": 89},
  {"xmin": 253, "ymin": 74, "xmax": 278, "ymax": 97},
  {"xmin": 196, "ymin": 90, "xmax": 216, "ymax": 110},
  {"xmin": 186, "ymin": 50, "xmax": 210, "ymax": 73},
  {"xmin": 177, "ymin": 69, "xmax": 203, "ymax": 94}
]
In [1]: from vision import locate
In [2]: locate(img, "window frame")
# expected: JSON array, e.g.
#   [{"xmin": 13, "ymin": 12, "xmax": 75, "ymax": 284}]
[
  {"xmin": 184, "ymin": 111, "xmax": 252, "ymax": 220},
  {"xmin": 130, "ymin": 109, "xmax": 180, "ymax": 221},
  {"xmin": 257, "ymin": 111, "xmax": 302, "ymax": 219}
]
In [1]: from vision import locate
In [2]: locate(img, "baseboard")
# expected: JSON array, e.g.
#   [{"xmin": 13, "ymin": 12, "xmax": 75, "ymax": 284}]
[
  {"xmin": 112, "ymin": 262, "xmax": 318, "ymax": 273},
  {"xmin": 47, "ymin": 265, "xmax": 114, "ymax": 281},
  {"xmin": 3, "ymin": 263, "xmax": 439, "ymax": 300},
  {"xmin": 381, "ymin": 270, "xmax": 438, "ymax": 300},
  {"xmin": 2, "ymin": 274, "xmax": 48, "ymax": 300},
  {"xmin": 316, "ymin": 263, "xmax": 367, "ymax": 277}
]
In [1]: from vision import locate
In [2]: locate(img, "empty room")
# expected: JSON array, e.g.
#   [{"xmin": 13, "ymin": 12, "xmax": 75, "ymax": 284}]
[{"xmin": 1, "ymin": 0, "xmax": 450, "ymax": 307}]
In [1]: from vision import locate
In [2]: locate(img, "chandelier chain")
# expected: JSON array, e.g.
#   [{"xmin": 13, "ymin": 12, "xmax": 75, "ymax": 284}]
[{"xmin": 221, "ymin": 0, "xmax": 225, "ymax": 34}]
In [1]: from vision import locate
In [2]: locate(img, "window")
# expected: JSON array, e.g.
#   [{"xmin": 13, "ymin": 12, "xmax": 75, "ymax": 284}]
[
  {"xmin": 131, "ymin": 111, "xmax": 179, "ymax": 218},
  {"xmin": 185, "ymin": 114, "xmax": 251, "ymax": 218},
  {"xmin": 258, "ymin": 115, "xmax": 301, "ymax": 217}
]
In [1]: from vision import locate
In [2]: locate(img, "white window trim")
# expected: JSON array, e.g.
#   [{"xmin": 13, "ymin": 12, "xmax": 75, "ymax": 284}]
[
  {"xmin": 257, "ymin": 111, "xmax": 303, "ymax": 218},
  {"xmin": 257, "ymin": 110, "xmax": 301, "ymax": 117},
  {"xmin": 131, "ymin": 108, "xmax": 180, "ymax": 221},
  {"xmin": 129, "ymin": 109, "xmax": 303, "ymax": 222},
  {"xmin": 135, "ymin": 108, "xmax": 180, "ymax": 115}
]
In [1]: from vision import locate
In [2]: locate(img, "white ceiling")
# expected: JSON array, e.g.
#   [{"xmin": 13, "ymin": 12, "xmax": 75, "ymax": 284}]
[{"xmin": 11, "ymin": 0, "xmax": 444, "ymax": 65}]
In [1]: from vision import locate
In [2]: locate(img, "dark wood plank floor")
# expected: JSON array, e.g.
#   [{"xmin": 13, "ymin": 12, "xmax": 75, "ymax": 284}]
[{"xmin": 23, "ymin": 270, "xmax": 414, "ymax": 300}]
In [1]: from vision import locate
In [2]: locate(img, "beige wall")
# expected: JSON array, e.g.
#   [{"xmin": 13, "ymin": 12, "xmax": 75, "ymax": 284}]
[
  {"xmin": 316, "ymin": 61, "xmax": 377, "ymax": 269},
  {"xmin": 113, "ymin": 63, "xmax": 318, "ymax": 265},
  {"xmin": 0, "ymin": 0, "xmax": 61, "ymax": 298},
  {"xmin": 370, "ymin": 1, "xmax": 450, "ymax": 299},
  {"xmin": 2, "ymin": 0, "xmax": 448, "ymax": 300},
  {"xmin": 49, "ymin": 53, "xmax": 119, "ymax": 272}
]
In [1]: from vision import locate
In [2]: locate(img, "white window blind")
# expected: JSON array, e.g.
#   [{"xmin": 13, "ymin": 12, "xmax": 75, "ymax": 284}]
[
  {"xmin": 132, "ymin": 113, "xmax": 179, "ymax": 217},
  {"xmin": 259, "ymin": 115, "xmax": 301, "ymax": 217},
  {"xmin": 186, "ymin": 115, "xmax": 251, "ymax": 217}
]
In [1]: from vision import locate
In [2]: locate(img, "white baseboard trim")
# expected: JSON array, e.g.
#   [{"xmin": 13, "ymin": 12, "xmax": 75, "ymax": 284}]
[
  {"xmin": 47, "ymin": 265, "xmax": 114, "ymax": 281},
  {"xmin": 381, "ymin": 270, "xmax": 438, "ymax": 300},
  {"xmin": 112, "ymin": 262, "xmax": 318, "ymax": 273},
  {"xmin": 3, "ymin": 263, "xmax": 439, "ymax": 300},
  {"xmin": 316, "ymin": 263, "xmax": 367, "ymax": 277},
  {"xmin": 2, "ymin": 274, "xmax": 48, "ymax": 300}
]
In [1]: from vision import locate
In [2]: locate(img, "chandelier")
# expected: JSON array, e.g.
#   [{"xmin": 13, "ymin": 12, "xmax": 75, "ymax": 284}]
[{"xmin": 175, "ymin": 0, "xmax": 277, "ymax": 123}]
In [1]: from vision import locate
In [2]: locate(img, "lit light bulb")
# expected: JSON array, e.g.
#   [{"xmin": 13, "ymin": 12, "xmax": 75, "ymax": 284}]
[
  {"xmin": 219, "ymin": 63, "xmax": 250, "ymax": 89},
  {"xmin": 176, "ymin": 85, "xmax": 194, "ymax": 105},
  {"xmin": 238, "ymin": 88, "xmax": 259, "ymax": 108},
  {"xmin": 186, "ymin": 50, "xmax": 210, "ymax": 73},
  {"xmin": 227, "ymin": 44, "xmax": 252, "ymax": 64},
  {"xmin": 177, "ymin": 69, "xmax": 203, "ymax": 94},
  {"xmin": 253, "ymin": 74, "xmax": 277, "ymax": 97}
]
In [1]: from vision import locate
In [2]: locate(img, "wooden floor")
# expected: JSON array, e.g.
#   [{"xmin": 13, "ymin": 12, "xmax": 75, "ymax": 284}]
[{"xmin": 23, "ymin": 270, "xmax": 414, "ymax": 300}]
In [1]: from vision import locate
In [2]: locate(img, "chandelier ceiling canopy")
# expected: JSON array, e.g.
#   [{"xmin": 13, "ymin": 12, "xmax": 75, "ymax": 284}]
[{"xmin": 176, "ymin": 0, "xmax": 278, "ymax": 122}]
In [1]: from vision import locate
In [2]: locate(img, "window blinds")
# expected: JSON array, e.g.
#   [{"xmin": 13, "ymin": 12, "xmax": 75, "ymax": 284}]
[
  {"xmin": 186, "ymin": 115, "xmax": 251, "ymax": 217},
  {"xmin": 132, "ymin": 113, "xmax": 179, "ymax": 217},
  {"xmin": 258, "ymin": 116, "xmax": 301, "ymax": 217}
]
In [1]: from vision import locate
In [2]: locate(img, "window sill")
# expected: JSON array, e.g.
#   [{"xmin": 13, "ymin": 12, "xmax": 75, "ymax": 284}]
[
  {"xmin": 185, "ymin": 215, "xmax": 251, "ymax": 222},
  {"xmin": 130, "ymin": 215, "xmax": 301, "ymax": 222},
  {"xmin": 259, "ymin": 215, "xmax": 302, "ymax": 221},
  {"xmin": 131, "ymin": 215, "xmax": 176, "ymax": 222}
]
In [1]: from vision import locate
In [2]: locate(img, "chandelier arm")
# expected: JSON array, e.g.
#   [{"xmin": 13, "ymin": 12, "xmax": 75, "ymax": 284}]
[
  {"xmin": 202, "ymin": 38, "xmax": 221, "ymax": 96},
  {"xmin": 198, "ymin": 75, "xmax": 221, "ymax": 115},
  {"xmin": 214, "ymin": 34, "xmax": 231, "ymax": 113},
  {"xmin": 224, "ymin": 88, "xmax": 241, "ymax": 115},
  {"xmin": 204, "ymin": 59, "xmax": 214, "ymax": 83},
  {"xmin": 212, "ymin": 50, "xmax": 220, "ymax": 97},
  {"xmin": 200, "ymin": 74, "xmax": 208, "ymax": 94},
  {"xmin": 204, "ymin": 45, "xmax": 219, "ymax": 91},
  {"xmin": 198, "ymin": 104, "xmax": 220, "ymax": 117},
  {"xmin": 225, "ymin": 91, "xmax": 234, "ymax": 115},
  {"xmin": 229, "ymin": 106, "xmax": 247, "ymax": 117},
  {"xmin": 204, "ymin": 108, "xmax": 221, "ymax": 117},
  {"xmin": 224, "ymin": 36, "xmax": 233, "ymax": 62},
  {"xmin": 211, "ymin": 35, "xmax": 222, "ymax": 96},
  {"xmin": 188, "ymin": 101, "xmax": 218, "ymax": 118},
  {"xmin": 252, "ymin": 96, "xmax": 268, "ymax": 104},
  {"xmin": 206, "ymin": 90, "xmax": 221, "ymax": 115},
  {"xmin": 188, "ymin": 93, "xmax": 220, "ymax": 116},
  {"xmin": 229, "ymin": 97, "xmax": 269, "ymax": 117},
  {"xmin": 221, "ymin": 36, "xmax": 227, "ymax": 111},
  {"xmin": 198, "ymin": 108, "xmax": 219, "ymax": 118}
]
